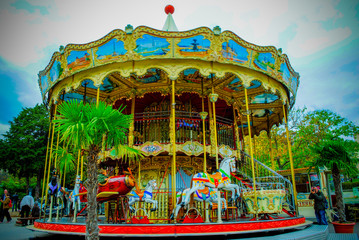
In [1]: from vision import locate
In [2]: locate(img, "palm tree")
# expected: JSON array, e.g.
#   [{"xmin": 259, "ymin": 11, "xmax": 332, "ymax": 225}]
[
  {"xmin": 55, "ymin": 100, "xmax": 142, "ymax": 240},
  {"xmin": 312, "ymin": 139, "xmax": 358, "ymax": 222}
]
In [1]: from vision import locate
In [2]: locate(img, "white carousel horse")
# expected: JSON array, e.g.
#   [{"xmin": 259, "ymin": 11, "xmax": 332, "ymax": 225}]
[
  {"xmin": 182, "ymin": 157, "xmax": 241, "ymax": 206},
  {"xmin": 170, "ymin": 187, "xmax": 227, "ymax": 220},
  {"xmin": 68, "ymin": 175, "xmax": 81, "ymax": 212},
  {"xmin": 128, "ymin": 179, "xmax": 158, "ymax": 213}
]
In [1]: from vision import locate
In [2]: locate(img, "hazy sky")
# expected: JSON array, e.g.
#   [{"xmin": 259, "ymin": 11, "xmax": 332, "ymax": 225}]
[{"xmin": 0, "ymin": 0, "xmax": 358, "ymax": 136}]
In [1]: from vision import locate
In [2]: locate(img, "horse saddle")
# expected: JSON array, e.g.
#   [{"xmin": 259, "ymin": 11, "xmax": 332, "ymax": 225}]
[
  {"xmin": 134, "ymin": 190, "xmax": 145, "ymax": 201},
  {"xmin": 208, "ymin": 172, "xmax": 223, "ymax": 188}
]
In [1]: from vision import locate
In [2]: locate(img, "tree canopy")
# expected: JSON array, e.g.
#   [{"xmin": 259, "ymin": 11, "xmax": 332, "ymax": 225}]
[{"xmin": 0, "ymin": 104, "xmax": 49, "ymax": 195}]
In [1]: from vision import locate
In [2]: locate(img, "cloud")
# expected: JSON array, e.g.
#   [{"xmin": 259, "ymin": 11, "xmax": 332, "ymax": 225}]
[
  {"xmin": 11, "ymin": 0, "xmax": 50, "ymax": 15},
  {"xmin": 0, "ymin": 123, "xmax": 10, "ymax": 139}
]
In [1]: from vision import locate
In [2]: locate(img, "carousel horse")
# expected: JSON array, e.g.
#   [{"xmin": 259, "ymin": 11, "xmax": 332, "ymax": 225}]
[
  {"xmin": 128, "ymin": 179, "xmax": 158, "ymax": 213},
  {"xmin": 68, "ymin": 175, "xmax": 82, "ymax": 212},
  {"xmin": 48, "ymin": 174, "xmax": 59, "ymax": 197},
  {"xmin": 170, "ymin": 187, "xmax": 227, "ymax": 220},
  {"xmin": 182, "ymin": 157, "xmax": 241, "ymax": 207},
  {"xmin": 56, "ymin": 187, "xmax": 69, "ymax": 214}
]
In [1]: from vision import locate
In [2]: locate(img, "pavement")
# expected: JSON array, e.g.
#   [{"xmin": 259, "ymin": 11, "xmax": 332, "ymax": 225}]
[{"xmin": 0, "ymin": 213, "xmax": 358, "ymax": 240}]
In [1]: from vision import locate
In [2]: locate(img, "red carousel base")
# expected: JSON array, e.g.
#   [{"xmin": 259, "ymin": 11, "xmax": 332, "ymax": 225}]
[{"xmin": 32, "ymin": 216, "xmax": 308, "ymax": 237}]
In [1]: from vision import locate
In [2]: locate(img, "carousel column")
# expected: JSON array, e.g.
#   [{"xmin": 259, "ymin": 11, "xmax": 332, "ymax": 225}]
[
  {"xmin": 44, "ymin": 104, "xmax": 57, "ymax": 222},
  {"xmin": 209, "ymin": 90, "xmax": 219, "ymax": 169},
  {"xmin": 244, "ymin": 88, "xmax": 258, "ymax": 219},
  {"xmin": 129, "ymin": 96, "xmax": 136, "ymax": 147},
  {"xmin": 72, "ymin": 148, "xmax": 81, "ymax": 223},
  {"xmin": 40, "ymin": 115, "xmax": 53, "ymax": 220},
  {"xmin": 200, "ymin": 92, "xmax": 209, "ymax": 222},
  {"xmin": 209, "ymin": 89, "xmax": 221, "ymax": 223},
  {"xmin": 283, "ymin": 104, "xmax": 299, "ymax": 216},
  {"xmin": 170, "ymin": 77, "xmax": 177, "ymax": 221},
  {"xmin": 53, "ymin": 126, "xmax": 61, "ymax": 221},
  {"xmin": 233, "ymin": 106, "xmax": 241, "ymax": 161}
]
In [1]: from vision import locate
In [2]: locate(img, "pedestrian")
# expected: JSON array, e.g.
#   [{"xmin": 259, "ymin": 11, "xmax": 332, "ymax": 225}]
[
  {"xmin": 309, "ymin": 186, "xmax": 328, "ymax": 225},
  {"xmin": 0, "ymin": 190, "xmax": 12, "ymax": 223},
  {"xmin": 30, "ymin": 202, "xmax": 40, "ymax": 224},
  {"xmin": 12, "ymin": 192, "xmax": 18, "ymax": 212},
  {"xmin": 19, "ymin": 193, "xmax": 34, "ymax": 226},
  {"xmin": 0, "ymin": 189, "xmax": 8, "ymax": 222}
]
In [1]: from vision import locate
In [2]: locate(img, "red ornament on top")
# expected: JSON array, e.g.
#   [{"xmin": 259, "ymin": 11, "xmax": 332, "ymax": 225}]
[{"xmin": 165, "ymin": 5, "xmax": 175, "ymax": 15}]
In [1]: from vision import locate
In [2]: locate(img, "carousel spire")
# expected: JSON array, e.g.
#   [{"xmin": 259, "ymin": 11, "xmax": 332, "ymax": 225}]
[{"xmin": 162, "ymin": 5, "xmax": 178, "ymax": 31}]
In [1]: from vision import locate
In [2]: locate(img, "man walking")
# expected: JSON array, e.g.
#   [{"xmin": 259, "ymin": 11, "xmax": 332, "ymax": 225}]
[{"xmin": 309, "ymin": 186, "xmax": 328, "ymax": 225}]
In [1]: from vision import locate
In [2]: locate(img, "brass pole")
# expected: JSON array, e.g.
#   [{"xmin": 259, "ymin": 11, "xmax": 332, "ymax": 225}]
[
  {"xmin": 43, "ymin": 104, "xmax": 57, "ymax": 220},
  {"xmin": 171, "ymin": 79, "xmax": 177, "ymax": 212},
  {"xmin": 129, "ymin": 97, "xmax": 136, "ymax": 147},
  {"xmin": 233, "ymin": 106, "xmax": 240, "ymax": 161},
  {"xmin": 80, "ymin": 148, "xmax": 84, "ymax": 180},
  {"xmin": 244, "ymin": 88, "xmax": 257, "ymax": 216},
  {"xmin": 201, "ymin": 80, "xmax": 207, "ymax": 172},
  {"xmin": 283, "ymin": 104, "xmax": 299, "ymax": 216},
  {"xmin": 211, "ymin": 87, "xmax": 219, "ymax": 169},
  {"xmin": 76, "ymin": 149, "xmax": 81, "ymax": 177},
  {"xmin": 40, "ymin": 118, "xmax": 52, "ymax": 218},
  {"xmin": 96, "ymin": 87, "xmax": 100, "ymax": 107}
]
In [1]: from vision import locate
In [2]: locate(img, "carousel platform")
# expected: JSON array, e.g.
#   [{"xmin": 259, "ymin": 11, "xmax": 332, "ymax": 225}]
[{"xmin": 29, "ymin": 215, "xmax": 310, "ymax": 237}]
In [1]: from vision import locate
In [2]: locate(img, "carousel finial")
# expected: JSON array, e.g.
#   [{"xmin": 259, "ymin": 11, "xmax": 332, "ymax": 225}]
[
  {"xmin": 163, "ymin": 5, "xmax": 178, "ymax": 31},
  {"xmin": 165, "ymin": 5, "xmax": 175, "ymax": 15}
]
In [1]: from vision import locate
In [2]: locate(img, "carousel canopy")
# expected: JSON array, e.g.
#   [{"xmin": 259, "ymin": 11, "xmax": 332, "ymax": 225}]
[{"xmin": 38, "ymin": 5, "xmax": 299, "ymax": 136}]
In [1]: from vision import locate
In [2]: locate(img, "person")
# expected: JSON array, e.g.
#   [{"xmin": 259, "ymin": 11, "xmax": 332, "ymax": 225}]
[
  {"xmin": 98, "ymin": 169, "xmax": 108, "ymax": 184},
  {"xmin": 0, "ymin": 189, "xmax": 8, "ymax": 222},
  {"xmin": 12, "ymin": 192, "xmax": 18, "ymax": 212},
  {"xmin": 309, "ymin": 186, "xmax": 328, "ymax": 225},
  {"xmin": 20, "ymin": 193, "xmax": 34, "ymax": 226},
  {"xmin": 30, "ymin": 202, "xmax": 40, "ymax": 224},
  {"xmin": 0, "ymin": 190, "xmax": 12, "ymax": 223}
]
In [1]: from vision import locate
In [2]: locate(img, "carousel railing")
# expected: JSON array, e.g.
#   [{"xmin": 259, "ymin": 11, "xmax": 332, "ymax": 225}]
[
  {"xmin": 237, "ymin": 151, "xmax": 295, "ymax": 213},
  {"xmin": 133, "ymin": 111, "xmax": 235, "ymax": 148}
]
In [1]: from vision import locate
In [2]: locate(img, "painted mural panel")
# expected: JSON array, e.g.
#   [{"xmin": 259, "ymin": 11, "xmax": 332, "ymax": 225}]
[
  {"xmin": 67, "ymin": 50, "xmax": 91, "ymax": 71},
  {"xmin": 182, "ymin": 69, "xmax": 206, "ymax": 84},
  {"xmin": 135, "ymin": 34, "xmax": 170, "ymax": 57},
  {"xmin": 177, "ymin": 35, "xmax": 210, "ymax": 57},
  {"xmin": 253, "ymin": 52, "xmax": 275, "ymax": 73},
  {"xmin": 225, "ymin": 77, "xmax": 242, "ymax": 92},
  {"xmin": 280, "ymin": 62, "xmax": 291, "ymax": 84},
  {"xmin": 253, "ymin": 109, "xmax": 273, "ymax": 118},
  {"xmin": 291, "ymin": 77, "xmax": 298, "ymax": 93},
  {"xmin": 134, "ymin": 68, "xmax": 161, "ymax": 83},
  {"xmin": 40, "ymin": 75, "xmax": 49, "ymax": 95},
  {"xmin": 96, "ymin": 38, "xmax": 127, "ymax": 63},
  {"xmin": 251, "ymin": 93, "xmax": 278, "ymax": 104},
  {"xmin": 81, "ymin": 78, "xmax": 116, "ymax": 92},
  {"xmin": 49, "ymin": 60, "xmax": 63, "ymax": 83},
  {"xmin": 222, "ymin": 40, "xmax": 249, "ymax": 64}
]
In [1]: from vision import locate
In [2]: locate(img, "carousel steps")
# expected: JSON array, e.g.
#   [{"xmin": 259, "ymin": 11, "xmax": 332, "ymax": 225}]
[
  {"xmin": 328, "ymin": 233, "xmax": 359, "ymax": 240},
  {"xmin": 230, "ymin": 224, "xmax": 328, "ymax": 240}
]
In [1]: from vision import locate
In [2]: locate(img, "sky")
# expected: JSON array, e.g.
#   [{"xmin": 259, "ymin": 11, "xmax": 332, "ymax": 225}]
[{"xmin": 0, "ymin": 0, "xmax": 358, "ymax": 137}]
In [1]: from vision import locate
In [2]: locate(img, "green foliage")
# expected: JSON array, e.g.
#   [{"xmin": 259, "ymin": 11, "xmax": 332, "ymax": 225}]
[
  {"xmin": 0, "ymin": 104, "xmax": 49, "ymax": 187},
  {"xmin": 342, "ymin": 181, "xmax": 359, "ymax": 191},
  {"xmin": 312, "ymin": 139, "xmax": 358, "ymax": 177},
  {"xmin": 55, "ymin": 100, "xmax": 131, "ymax": 151}
]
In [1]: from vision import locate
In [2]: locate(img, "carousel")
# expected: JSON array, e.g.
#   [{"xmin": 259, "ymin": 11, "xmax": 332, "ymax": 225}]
[{"xmin": 31, "ymin": 5, "xmax": 309, "ymax": 237}]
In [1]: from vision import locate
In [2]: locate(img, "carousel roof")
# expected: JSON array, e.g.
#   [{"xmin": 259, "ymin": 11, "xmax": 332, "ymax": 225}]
[{"xmin": 38, "ymin": 5, "xmax": 299, "ymax": 136}]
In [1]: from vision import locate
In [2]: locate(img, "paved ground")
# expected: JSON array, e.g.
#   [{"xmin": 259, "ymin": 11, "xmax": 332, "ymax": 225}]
[{"xmin": 0, "ymin": 213, "xmax": 358, "ymax": 240}]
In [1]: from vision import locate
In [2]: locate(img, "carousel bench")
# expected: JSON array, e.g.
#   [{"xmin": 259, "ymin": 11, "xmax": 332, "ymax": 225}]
[{"xmin": 16, "ymin": 216, "xmax": 40, "ymax": 225}]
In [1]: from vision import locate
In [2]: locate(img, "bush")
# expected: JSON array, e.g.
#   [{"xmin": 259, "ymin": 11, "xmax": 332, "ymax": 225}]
[{"xmin": 342, "ymin": 181, "xmax": 359, "ymax": 190}]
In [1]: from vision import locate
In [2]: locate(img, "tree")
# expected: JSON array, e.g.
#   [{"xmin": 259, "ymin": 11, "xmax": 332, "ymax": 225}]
[
  {"xmin": 55, "ymin": 100, "xmax": 142, "ymax": 240},
  {"xmin": 0, "ymin": 104, "xmax": 49, "ymax": 198},
  {"xmin": 312, "ymin": 139, "xmax": 358, "ymax": 222}
]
